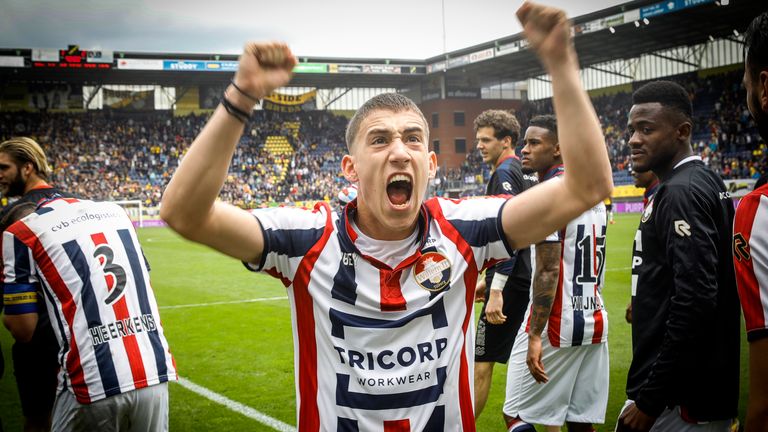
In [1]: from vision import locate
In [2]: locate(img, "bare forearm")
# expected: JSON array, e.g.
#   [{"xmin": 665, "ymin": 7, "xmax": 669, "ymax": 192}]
[
  {"xmin": 504, "ymin": 3, "xmax": 612, "ymax": 250},
  {"xmin": 161, "ymin": 100, "xmax": 248, "ymax": 233},
  {"xmin": 528, "ymin": 243, "xmax": 561, "ymax": 336},
  {"xmin": 528, "ymin": 271, "xmax": 558, "ymax": 336},
  {"xmin": 548, "ymin": 53, "xmax": 613, "ymax": 208}
]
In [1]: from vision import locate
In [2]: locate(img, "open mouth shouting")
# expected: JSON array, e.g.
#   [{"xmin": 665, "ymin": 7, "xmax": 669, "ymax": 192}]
[{"xmin": 386, "ymin": 174, "xmax": 413, "ymax": 209}]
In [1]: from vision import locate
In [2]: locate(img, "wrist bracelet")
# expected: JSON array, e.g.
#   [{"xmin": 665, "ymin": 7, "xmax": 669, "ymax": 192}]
[
  {"xmin": 230, "ymin": 79, "xmax": 261, "ymax": 102},
  {"xmin": 221, "ymin": 95, "xmax": 250, "ymax": 124}
]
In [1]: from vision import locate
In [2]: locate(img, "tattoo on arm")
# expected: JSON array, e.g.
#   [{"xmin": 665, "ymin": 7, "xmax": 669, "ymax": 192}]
[{"xmin": 528, "ymin": 242, "xmax": 561, "ymax": 337}]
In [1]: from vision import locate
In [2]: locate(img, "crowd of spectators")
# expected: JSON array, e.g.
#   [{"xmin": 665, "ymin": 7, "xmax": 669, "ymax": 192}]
[
  {"xmin": 441, "ymin": 69, "xmax": 765, "ymax": 191},
  {"xmin": 0, "ymin": 109, "xmax": 352, "ymax": 208},
  {"xmin": 0, "ymin": 69, "xmax": 764, "ymax": 210}
]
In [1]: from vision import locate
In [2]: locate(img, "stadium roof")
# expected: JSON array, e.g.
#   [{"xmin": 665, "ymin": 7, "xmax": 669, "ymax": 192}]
[
  {"xmin": 434, "ymin": 0, "xmax": 763, "ymax": 89},
  {"xmin": 0, "ymin": 0, "xmax": 762, "ymax": 90}
]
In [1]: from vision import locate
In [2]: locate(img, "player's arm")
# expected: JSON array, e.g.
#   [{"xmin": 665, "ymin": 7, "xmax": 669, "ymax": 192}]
[
  {"xmin": 2, "ymin": 308, "xmax": 37, "ymax": 343},
  {"xmin": 502, "ymin": 2, "xmax": 612, "ymax": 250},
  {"xmin": 484, "ymin": 271, "xmax": 508, "ymax": 324},
  {"xmin": 160, "ymin": 42, "xmax": 297, "ymax": 263},
  {"xmin": 2, "ymin": 231, "xmax": 39, "ymax": 343},
  {"xmin": 474, "ymin": 272, "xmax": 487, "ymax": 303},
  {"xmin": 526, "ymin": 241, "xmax": 561, "ymax": 383},
  {"xmin": 634, "ymin": 187, "xmax": 721, "ymax": 418},
  {"xmin": 747, "ymin": 338, "xmax": 768, "ymax": 432}
]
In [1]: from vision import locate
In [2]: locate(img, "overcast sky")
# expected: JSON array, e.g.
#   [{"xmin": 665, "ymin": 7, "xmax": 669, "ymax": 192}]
[{"xmin": 0, "ymin": 0, "xmax": 627, "ymax": 60}]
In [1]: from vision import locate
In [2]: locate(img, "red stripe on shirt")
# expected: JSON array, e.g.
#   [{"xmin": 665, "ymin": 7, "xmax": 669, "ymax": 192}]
[
  {"xmin": 292, "ymin": 202, "xmax": 334, "ymax": 432},
  {"xmin": 425, "ymin": 200, "xmax": 477, "ymax": 432},
  {"xmin": 591, "ymin": 225, "xmax": 604, "ymax": 344},
  {"xmin": 265, "ymin": 267, "xmax": 292, "ymax": 287},
  {"xmin": 734, "ymin": 190, "xmax": 766, "ymax": 333},
  {"xmin": 9, "ymin": 221, "xmax": 91, "ymax": 403},
  {"xmin": 91, "ymin": 232, "xmax": 148, "ymax": 389},
  {"xmin": 379, "ymin": 269, "xmax": 407, "ymax": 311},
  {"xmin": 384, "ymin": 419, "xmax": 411, "ymax": 432}
]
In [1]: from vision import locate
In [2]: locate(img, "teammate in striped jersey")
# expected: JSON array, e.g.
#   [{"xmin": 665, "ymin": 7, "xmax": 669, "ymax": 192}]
[
  {"xmin": 736, "ymin": 11, "xmax": 768, "ymax": 432},
  {"xmin": 2, "ymin": 197, "xmax": 177, "ymax": 431},
  {"xmin": 503, "ymin": 115, "xmax": 609, "ymax": 432},
  {"xmin": 160, "ymin": 3, "xmax": 613, "ymax": 430}
]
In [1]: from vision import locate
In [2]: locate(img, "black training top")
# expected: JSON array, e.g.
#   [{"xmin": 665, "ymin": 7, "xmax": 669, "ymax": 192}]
[{"xmin": 627, "ymin": 158, "xmax": 740, "ymax": 421}]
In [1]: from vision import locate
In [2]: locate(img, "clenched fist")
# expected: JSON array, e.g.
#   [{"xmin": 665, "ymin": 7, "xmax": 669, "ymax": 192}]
[
  {"xmin": 516, "ymin": 2, "xmax": 575, "ymax": 70},
  {"xmin": 232, "ymin": 42, "xmax": 298, "ymax": 103}
]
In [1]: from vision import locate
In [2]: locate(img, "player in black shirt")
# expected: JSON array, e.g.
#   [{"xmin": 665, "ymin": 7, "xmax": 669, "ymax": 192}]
[
  {"xmin": 472, "ymin": 110, "xmax": 537, "ymax": 418},
  {"xmin": 617, "ymin": 82, "xmax": 740, "ymax": 432}
]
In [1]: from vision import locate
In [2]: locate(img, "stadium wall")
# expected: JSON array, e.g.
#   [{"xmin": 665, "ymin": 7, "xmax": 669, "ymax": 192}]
[{"xmin": 419, "ymin": 98, "xmax": 522, "ymax": 169}]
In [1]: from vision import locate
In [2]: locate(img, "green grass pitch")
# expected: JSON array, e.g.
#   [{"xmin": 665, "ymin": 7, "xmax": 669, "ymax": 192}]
[{"xmin": 0, "ymin": 213, "xmax": 750, "ymax": 431}]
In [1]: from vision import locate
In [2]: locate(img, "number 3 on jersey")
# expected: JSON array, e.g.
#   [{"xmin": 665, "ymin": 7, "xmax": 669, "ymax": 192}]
[{"xmin": 93, "ymin": 243, "xmax": 128, "ymax": 305}]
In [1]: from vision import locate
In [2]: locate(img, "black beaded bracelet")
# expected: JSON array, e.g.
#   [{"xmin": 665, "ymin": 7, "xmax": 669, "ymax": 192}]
[
  {"xmin": 220, "ymin": 95, "xmax": 250, "ymax": 124},
  {"xmin": 230, "ymin": 79, "xmax": 261, "ymax": 103}
]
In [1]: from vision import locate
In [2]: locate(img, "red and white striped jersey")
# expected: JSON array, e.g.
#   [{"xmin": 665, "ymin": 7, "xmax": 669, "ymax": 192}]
[
  {"xmin": 1, "ymin": 198, "xmax": 177, "ymax": 404},
  {"xmin": 734, "ymin": 184, "xmax": 768, "ymax": 342},
  {"xmin": 249, "ymin": 196, "xmax": 513, "ymax": 432},
  {"xmin": 523, "ymin": 176, "xmax": 609, "ymax": 347}
]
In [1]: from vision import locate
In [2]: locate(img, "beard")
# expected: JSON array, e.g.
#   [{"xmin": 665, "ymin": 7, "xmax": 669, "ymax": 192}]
[{"xmin": 5, "ymin": 170, "xmax": 26, "ymax": 197}]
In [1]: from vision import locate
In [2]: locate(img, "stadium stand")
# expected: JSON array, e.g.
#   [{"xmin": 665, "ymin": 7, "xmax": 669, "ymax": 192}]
[{"xmin": 0, "ymin": 68, "xmax": 764, "ymax": 209}]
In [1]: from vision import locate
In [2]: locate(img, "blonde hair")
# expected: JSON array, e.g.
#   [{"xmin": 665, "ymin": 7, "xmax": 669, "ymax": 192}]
[{"xmin": 0, "ymin": 137, "xmax": 50, "ymax": 179}]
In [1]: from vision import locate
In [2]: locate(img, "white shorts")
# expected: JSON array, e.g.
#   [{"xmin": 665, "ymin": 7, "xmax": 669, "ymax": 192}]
[
  {"xmin": 52, "ymin": 382, "xmax": 169, "ymax": 432},
  {"xmin": 503, "ymin": 330, "xmax": 609, "ymax": 426},
  {"xmin": 615, "ymin": 400, "xmax": 735, "ymax": 432}
]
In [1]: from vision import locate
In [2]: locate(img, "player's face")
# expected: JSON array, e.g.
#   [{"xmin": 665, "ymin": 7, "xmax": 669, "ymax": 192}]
[
  {"xmin": 0, "ymin": 153, "xmax": 27, "ymax": 198},
  {"xmin": 632, "ymin": 169, "xmax": 657, "ymax": 189},
  {"xmin": 743, "ymin": 65, "xmax": 768, "ymax": 141},
  {"xmin": 627, "ymin": 103, "xmax": 683, "ymax": 175},
  {"xmin": 475, "ymin": 126, "xmax": 509, "ymax": 166},
  {"xmin": 342, "ymin": 109, "xmax": 436, "ymax": 240},
  {"xmin": 521, "ymin": 126, "xmax": 559, "ymax": 176}
]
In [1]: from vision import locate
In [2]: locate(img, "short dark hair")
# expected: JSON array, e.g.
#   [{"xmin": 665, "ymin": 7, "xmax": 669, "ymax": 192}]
[
  {"xmin": 745, "ymin": 11, "xmax": 768, "ymax": 78},
  {"xmin": 0, "ymin": 201, "xmax": 36, "ymax": 232},
  {"xmin": 473, "ymin": 110, "xmax": 521, "ymax": 143},
  {"xmin": 632, "ymin": 80, "xmax": 692, "ymax": 121},
  {"xmin": 345, "ymin": 93, "xmax": 428, "ymax": 151},
  {"xmin": 528, "ymin": 114, "xmax": 558, "ymax": 141}
]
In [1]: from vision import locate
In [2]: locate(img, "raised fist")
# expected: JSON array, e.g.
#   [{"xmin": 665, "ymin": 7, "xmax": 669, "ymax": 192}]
[
  {"xmin": 516, "ymin": 2, "xmax": 573, "ymax": 69},
  {"xmin": 233, "ymin": 42, "xmax": 297, "ymax": 101}
]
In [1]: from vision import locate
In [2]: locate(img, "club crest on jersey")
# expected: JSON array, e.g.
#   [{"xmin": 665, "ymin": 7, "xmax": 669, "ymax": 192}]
[
  {"xmin": 641, "ymin": 197, "xmax": 654, "ymax": 223},
  {"xmin": 413, "ymin": 252, "xmax": 452, "ymax": 292}
]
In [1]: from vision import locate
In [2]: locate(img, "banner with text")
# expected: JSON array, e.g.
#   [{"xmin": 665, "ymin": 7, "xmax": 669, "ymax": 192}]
[{"xmin": 262, "ymin": 90, "xmax": 317, "ymax": 112}]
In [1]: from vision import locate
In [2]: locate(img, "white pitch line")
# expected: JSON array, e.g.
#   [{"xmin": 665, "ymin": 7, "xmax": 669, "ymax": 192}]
[
  {"xmin": 606, "ymin": 266, "xmax": 632, "ymax": 272},
  {"xmin": 160, "ymin": 296, "xmax": 288, "ymax": 310},
  {"xmin": 175, "ymin": 377, "xmax": 296, "ymax": 432}
]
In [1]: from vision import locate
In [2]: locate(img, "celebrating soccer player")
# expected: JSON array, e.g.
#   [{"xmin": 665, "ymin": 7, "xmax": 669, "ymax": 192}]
[{"xmin": 161, "ymin": 2, "xmax": 613, "ymax": 429}]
